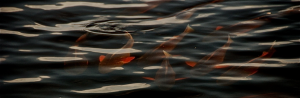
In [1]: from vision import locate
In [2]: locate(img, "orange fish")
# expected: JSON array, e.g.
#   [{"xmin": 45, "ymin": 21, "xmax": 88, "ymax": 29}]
[
  {"xmin": 216, "ymin": 40, "xmax": 276, "ymax": 85},
  {"xmin": 143, "ymin": 50, "xmax": 186, "ymax": 90},
  {"xmin": 186, "ymin": 35, "xmax": 233, "ymax": 76},
  {"xmin": 98, "ymin": 32, "xmax": 135, "ymax": 74},
  {"xmin": 137, "ymin": 24, "xmax": 194, "ymax": 66}
]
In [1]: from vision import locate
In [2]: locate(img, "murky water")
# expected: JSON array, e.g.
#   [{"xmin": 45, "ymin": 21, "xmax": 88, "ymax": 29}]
[{"xmin": 1, "ymin": 0, "xmax": 300, "ymax": 98}]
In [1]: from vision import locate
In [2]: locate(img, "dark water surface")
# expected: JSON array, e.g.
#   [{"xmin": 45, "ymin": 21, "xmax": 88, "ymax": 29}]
[{"xmin": 1, "ymin": 0, "xmax": 300, "ymax": 98}]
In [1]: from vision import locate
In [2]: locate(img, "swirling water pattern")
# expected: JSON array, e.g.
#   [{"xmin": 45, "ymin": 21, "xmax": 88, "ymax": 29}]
[{"xmin": 1, "ymin": 0, "xmax": 300, "ymax": 98}]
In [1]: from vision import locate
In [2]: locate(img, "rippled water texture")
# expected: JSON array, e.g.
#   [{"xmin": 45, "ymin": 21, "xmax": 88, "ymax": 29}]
[{"xmin": 1, "ymin": 0, "xmax": 300, "ymax": 98}]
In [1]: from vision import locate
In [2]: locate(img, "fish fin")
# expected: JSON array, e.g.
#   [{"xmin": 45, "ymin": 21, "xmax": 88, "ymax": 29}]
[
  {"xmin": 261, "ymin": 51, "xmax": 269, "ymax": 56},
  {"xmin": 185, "ymin": 61, "xmax": 197, "ymax": 67},
  {"xmin": 270, "ymin": 40, "xmax": 276, "ymax": 49},
  {"xmin": 216, "ymin": 26, "xmax": 223, "ymax": 30},
  {"xmin": 99, "ymin": 55, "xmax": 105, "ymax": 62},
  {"xmin": 175, "ymin": 78, "xmax": 187, "ymax": 81},
  {"xmin": 76, "ymin": 33, "xmax": 89, "ymax": 43},
  {"xmin": 121, "ymin": 56, "xmax": 135, "ymax": 64},
  {"xmin": 163, "ymin": 50, "xmax": 172, "ymax": 58},
  {"xmin": 245, "ymin": 68, "xmax": 258, "ymax": 76},
  {"xmin": 227, "ymin": 34, "xmax": 233, "ymax": 43},
  {"xmin": 143, "ymin": 77, "xmax": 155, "ymax": 80},
  {"xmin": 184, "ymin": 24, "xmax": 194, "ymax": 33},
  {"xmin": 214, "ymin": 64, "xmax": 230, "ymax": 68}
]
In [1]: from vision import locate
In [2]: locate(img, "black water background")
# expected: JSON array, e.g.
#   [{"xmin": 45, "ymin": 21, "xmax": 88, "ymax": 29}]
[{"xmin": 1, "ymin": 0, "xmax": 300, "ymax": 98}]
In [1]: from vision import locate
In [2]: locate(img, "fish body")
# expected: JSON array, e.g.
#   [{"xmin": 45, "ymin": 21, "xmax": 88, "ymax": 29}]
[
  {"xmin": 143, "ymin": 50, "xmax": 185, "ymax": 90},
  {"xmin": 64, "ymin": 33, "xmax": 90, "ymax": 75},
  {"xmin": 217, "ymin": 41, "xmax": 276, "ymax": 84},
  {"xmin": 187, "ymin": 35, "xmax": 233, "ymax": 76},
  {"xmin": 154, "ymin": 50, "xmax": 175, "ymax": 90},
  {"xmin": 64, "ymin": 48, "xmax": 89, "ymax": 75},
  {"xmin": 137, "ymin": 24, "xmax": 194, "ymax": 66},
  {"xmin": 202, "ymin": 13, "xmax": 272, "ymax": 42},
  {"xmin": 98, "ymin": 33, "xmax": 135, "ymax": 74}
]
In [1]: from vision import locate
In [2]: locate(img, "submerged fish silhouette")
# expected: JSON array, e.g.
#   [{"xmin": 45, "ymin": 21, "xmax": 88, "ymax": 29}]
[
  {"xmin": 137, "ymin": 24, "xmax": 194, "ymax": 66},
  {"xmin": 98, "ymin": 32, "xmax": 135, "ymax": 74},
  {"xmin": 64, "ymin": 47, "xmax": 89, "ymax": 75},
  {"xmin": 216, "ymin": 40, "xmax": 276, "ymax": 85},
  {"xmin": 186, "ymin": 35, "xmax": 233, "ymax": 76},
  {"xmin": 157, "ymin": 0, "xmax": 225, "ymax": 20},
  {"xmin": 203, "ymin": 6, "xmax": 300, "ymax": 42},
  {"xmin": 143, "ymin": 50, "xmax": 186, "ymax": 90},
  {"xmin": 64, "ymin": 33, "xmax": 90, "ymax": 75},
  {"xmin": 202, "ymin": 12, "xmax": 272, "ymax": 42}
]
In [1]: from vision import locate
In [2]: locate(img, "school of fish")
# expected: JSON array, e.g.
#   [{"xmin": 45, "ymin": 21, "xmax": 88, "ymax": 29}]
[{"xmin": 63, "ymin": 0, "xmax": 300, "ymax": 92}]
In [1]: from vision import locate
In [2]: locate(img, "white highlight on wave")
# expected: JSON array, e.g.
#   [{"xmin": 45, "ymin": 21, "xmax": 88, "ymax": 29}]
[
  {"xmin": 259, "ymin": 41, "xmax": 292, "ymax": 46},
  {"xmin": 38, "ymin": 57, "xmax": 83, "ymax": 62},
  {"xmin": 0, "ymin": 7, "xmax": 23, "ymax": 12},
  {"xmin": 215, "ymin": 63, "xmax": 286, "ymax": 67},
  {"xmin": 71, "ymin": 83, "xmax": 150, "ymax": 93},
  {"xmin": 19, "ymin": 49, "xmax": 31, "ymax": 52},
  {"xmin": 70, "ymin": 46, "xmax": 142, "ymax": 54},
  {"xmin": 3, "ymin": 76, "xmax": 50, "ymax": 83},
  {"xmin": 143, "ymin": 66, "xmax": 162, "ymax": 70},
  {"xmin": 133, "ymin": 71, "xmax": 145, "ymax": 74},
  {"xmin": 262, "ymin": 58, "xmax": 300, "ymax": 64},
  {"xmin": 110, "ymin": 67, "xmax": 124, "ymax": 70},
  {"xmin": 25, "ymin": 2, "xmax": 148, "ymax": 10},
  {"xmin": 0, "ymin": 29, "xmax": 39, "ymax": 37},
  {"xmin": 211, "ymin": 76, "xmax": 252, "ymax": 80},
  {"xmin": 221, "ymin": 5, "xmax": 284, "ymax": 10},
  {"xmin": 254, "ymin": 26, "xmax": 289, "ymax": 33}
]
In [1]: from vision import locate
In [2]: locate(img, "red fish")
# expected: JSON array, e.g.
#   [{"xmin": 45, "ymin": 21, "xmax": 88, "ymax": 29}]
[
  {"xmin": 186, "ymin": 35, "xmax": 233, "ymax": 76},
  {"xmin": 137, "ymin": 24, "xmax": 194, "ymax": 66},
  {"xmin": 143, "ymin": 50, "xmax": 186, "ymax": 90},
  {"xmin": 98, "ymin": 32, "xmax": 135, "ymax": 74},
  {"xmin": 216, "ymin": 41, "xmax": 276, "ymax": 85}
]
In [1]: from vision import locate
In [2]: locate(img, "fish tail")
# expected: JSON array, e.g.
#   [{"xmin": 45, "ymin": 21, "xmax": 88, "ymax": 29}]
[
  {"xmin": 227, "ymin": 35, "xmax": 233, "ymax": 43},
  {"xmin": 270, "ymin": 40, "xmax": 276, "ymax": 49},
  {"xmin": 163, "ymin": 50, "xmax": 172, "ymax": 58},
  {"xmin": 184, "ymin": 24, "xmax": 194, "ymax": 33}
]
